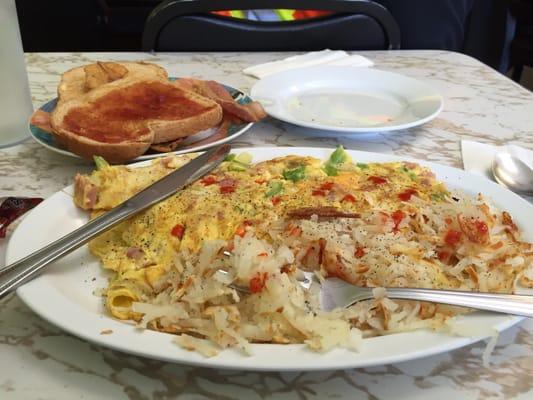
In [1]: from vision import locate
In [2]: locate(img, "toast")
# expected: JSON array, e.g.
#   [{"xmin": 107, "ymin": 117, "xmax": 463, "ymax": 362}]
[
  {"xmin": 57, "ymin": 61, "xmax": 168, "ymax": 103},
  {"xmin": 50, "ymin": 63, "xmax": 222, "ymax": 163}
]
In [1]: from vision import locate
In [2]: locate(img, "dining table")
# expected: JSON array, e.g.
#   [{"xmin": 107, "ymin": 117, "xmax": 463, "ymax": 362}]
[{"xmin": 1, "ymin": 50, "xmax": 532, "ymax": 400}]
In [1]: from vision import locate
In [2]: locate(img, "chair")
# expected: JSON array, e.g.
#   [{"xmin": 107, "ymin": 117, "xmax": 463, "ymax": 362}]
[
  {"xmin": 509, "ymin": 0, "xmax": 533, "ymax": 82},
  {"xmin": 142, "ymin": 0, "xmax": 400, "ymax": 52}
]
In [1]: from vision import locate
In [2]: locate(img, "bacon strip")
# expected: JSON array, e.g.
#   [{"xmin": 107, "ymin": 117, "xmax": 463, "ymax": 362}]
[
  {"xmin": 150, "ymin": 137, "xmax": 185, "ymax": 152},
  {"xmin": 287, "ymin": 207, "xmax": 360, "ymax": 220},
  {"xmin": 30, "ymin": 110, "xmax": 54, "ymax": 133},
  {"xmin": 173, "ymin": 78, "xmax": 267, "ymax": 122}
]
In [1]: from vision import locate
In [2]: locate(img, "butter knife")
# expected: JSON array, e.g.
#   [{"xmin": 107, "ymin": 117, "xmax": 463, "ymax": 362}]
[{"xmin": 0, "ymin": 144, "xmax": 231, "ymax": 299}]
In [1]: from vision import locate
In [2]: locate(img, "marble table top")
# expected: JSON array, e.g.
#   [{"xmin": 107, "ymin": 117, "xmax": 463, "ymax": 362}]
[{"xmin": 1, "ymin": 51, "xmax": 532, "ymax": 400}]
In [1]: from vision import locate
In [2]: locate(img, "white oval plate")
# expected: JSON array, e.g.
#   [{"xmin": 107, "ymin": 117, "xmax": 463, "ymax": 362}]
[
  {"xmin": 6, "ymin": 147, "xmax": 531, "ymax": 371},
  {"xmin": 251, "ymin": 66, "xmax": 443, "ymax": 133}
]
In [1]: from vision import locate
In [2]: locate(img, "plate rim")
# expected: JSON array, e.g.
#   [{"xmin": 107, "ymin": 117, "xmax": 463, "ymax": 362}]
[
  {"xmin": 28, "ymin": 80, "xmax": 255, "ymax": 162},
  {"xmin": 251, "ymin": 66, "xmax": 444, "ymax": 133},
  {"xmin": 7, "ymin": 146, "xmax": 530, "ymax": 371}
]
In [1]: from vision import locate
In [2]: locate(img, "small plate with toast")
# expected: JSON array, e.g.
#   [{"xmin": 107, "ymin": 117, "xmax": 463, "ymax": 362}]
[{"xmin": 29, "ymin": 62, "xmax": 267, "ymax": 163}]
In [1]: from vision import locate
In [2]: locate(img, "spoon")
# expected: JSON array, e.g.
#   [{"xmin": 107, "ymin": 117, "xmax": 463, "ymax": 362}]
[{"xmin": 492, "ymin": 152, "xmax": 533, "ymax": 194}]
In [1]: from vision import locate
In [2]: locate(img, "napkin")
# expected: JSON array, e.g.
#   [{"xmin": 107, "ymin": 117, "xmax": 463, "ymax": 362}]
[
  {"xmin": 461, "ymin": 140, "xmax": 533, "ymax": 181},
  {"xmin": 243, "ymin": 49, "xmax": 374, "ymax": 79}
]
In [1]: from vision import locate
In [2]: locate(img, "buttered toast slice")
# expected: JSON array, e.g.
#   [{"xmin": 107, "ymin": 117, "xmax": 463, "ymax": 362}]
[
  {"xmin": 50, "ymin": 77, "xmax": 222, "ymax": 163},
  {"xmin": 57, "ymin": 61, "xmax": 168, "ymax": 103}
]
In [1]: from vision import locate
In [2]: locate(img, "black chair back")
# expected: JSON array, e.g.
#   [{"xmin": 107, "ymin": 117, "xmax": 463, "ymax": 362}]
[{"xmin": 142, "ymin": 0, "xmax": 400, "ymax": 51}]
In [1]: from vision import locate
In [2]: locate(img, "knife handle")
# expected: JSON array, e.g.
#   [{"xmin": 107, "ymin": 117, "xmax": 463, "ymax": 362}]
[{"xmin": 0, "ymin": 204, "xmax": 129, "ymax": 298}]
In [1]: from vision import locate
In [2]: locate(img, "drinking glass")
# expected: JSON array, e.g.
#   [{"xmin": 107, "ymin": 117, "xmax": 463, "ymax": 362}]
[{"xmin": 0, "ymin": 0, "xmax": 33, "ymax": 148}]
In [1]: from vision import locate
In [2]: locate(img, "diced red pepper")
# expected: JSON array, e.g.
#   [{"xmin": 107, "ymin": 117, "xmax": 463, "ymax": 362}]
[
  {"xmin": 457, "ymin": 214, "xmax": 489, "ymax": 244},
  {"xmin": 445, "ymin": 217, "xmax": 453, "ymax": 225},
  {"xmin": 220, "ymin": 186, "xmax": 235, "ymax": 194},
  {"xmin": 257, "ymin": 252, "xmax": 268, "ymax": 257},
  {"xmin": 398, "ymin": 188, "xmax": 417, "ymax": 201},
  {"xmin": 341, "ymin": 194, "xmax": 356, "ymax": 203},
  {"xmin": 255, "ymin": 178, "xmax": 266, "ymax": 184},
  {"xmin": 171, "ymin": 224, "xmax": 185, "ymax": 239},
  {"xmin": 354, "ymin": 246, "xmax": 365, "ymax": 258},
  {"xmin": 235, "ymin": 220, "xmax": 252, "ymax": 237},
  {"xmin": 391, "ymin": 210, "xmax": 405, "ymax": 231},
  {"xmin": 289, "ymin": 226, "xmax": 302, "ymax": 237},
  {"xmin": 444, "ymin": 229, "xmax": 462, "ymax": 246},
  {"xmin": 320, "ymin": 182, "xmax": 334, "ymax": 191},
  {"xmin": 368, "ymin": 176, "xmax": 387, "ymax": 185},
  {"xmin": 249, "ymin": 272, "xmax": 268, "ymax": 293},
  {"xmin": 312, "ymin": 189, "xmax": 326, "ymax": 196},
  {"xmin": 271, "ymin": 196, "xmax": 281, "ymax": 205},
  {"xmin": 437, "ymin": 250, "xmax": 449, "ymax": 262},
  {"xmin": 474, "ymin": 220, "xmax": 489, "ymax": 235},
  {"xmin": 200, "ymin": 175, "xmax": 217, "ymax": 186}
]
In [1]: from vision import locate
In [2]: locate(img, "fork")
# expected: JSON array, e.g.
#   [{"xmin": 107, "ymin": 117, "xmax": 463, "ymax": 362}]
[{"xmin": 223, "ymin": 270, "xmax": 533, "ymax": 316}]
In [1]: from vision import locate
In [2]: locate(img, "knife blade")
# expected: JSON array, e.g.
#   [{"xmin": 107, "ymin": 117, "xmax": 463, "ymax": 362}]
[{"xmin": 0, "ymin": 144, "xmax": 231, "ymax": 299}]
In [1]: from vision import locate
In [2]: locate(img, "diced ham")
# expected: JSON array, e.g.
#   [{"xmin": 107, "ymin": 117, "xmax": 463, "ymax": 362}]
[
  {"xmin": 126, "ymin": 247, "xmax": 144, "ymax": 259},
  {"xmin": 74, "ymin": 174, "xmax": 99, "ymax": 209},
  {"xmin": 403, "ymin": 162, "xmax": 419, "ymax": 169},
  {"xmin": 218, "ymin": 178, "xmax": 237, "ymax": 194},
  {"xmin": 420, "ymin": 170, "xmax": 436, "ymax": 178}
]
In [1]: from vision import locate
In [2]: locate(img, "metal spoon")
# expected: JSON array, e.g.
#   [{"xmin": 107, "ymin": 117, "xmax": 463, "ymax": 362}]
[{"xmin": 492, "ymin": 152, "xmax": 533, "ymax": 194}]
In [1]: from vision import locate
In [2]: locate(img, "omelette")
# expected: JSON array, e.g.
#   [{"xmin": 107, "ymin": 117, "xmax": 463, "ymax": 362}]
[{"xmin": 74, "ymin": 147, "xmax": 533, "ymax": 356}]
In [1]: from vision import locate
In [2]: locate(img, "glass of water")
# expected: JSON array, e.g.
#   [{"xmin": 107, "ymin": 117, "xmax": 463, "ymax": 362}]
[{"xmin": 0, "ymin": 0, "xmax": 34, "ymax": 148}]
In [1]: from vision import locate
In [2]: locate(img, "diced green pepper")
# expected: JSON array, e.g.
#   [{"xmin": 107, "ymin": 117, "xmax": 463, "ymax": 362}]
[
  {"xmin": 408, "ymin": 172, "xmax": 418, "ymax": 181},
  {"xmin": 322, "ymin": 145, "xmax": 350, "ymax": 176},
  {"xmin": 93, "ymin": 155, "xmax": 109, "ymax": 170},
  {"xmin": 431, "ymin": 192, "xmax": 446, "ymax": 202},
  {"xmin": 282, "ymin": 165, "xmax": 306, "ymax": 182},
  {"xmin": 356, "ymin": 162, "xmax": 369, "ymax": 170},
  {"xmin": 322, "ymin": 163, "xmax": 338, "ymax": 176},
  {"xmin": 228, "ymin": 163, "xmax": 247, "ymax": 172},
  {"xmin": 225, "ymin": 152, "xmax": 252, "ymax": 171},
  {"xmin": 265, "ymin": 181, "xmax": 283, "ymax": 197},
  {"xmin": 329, "ymin": 145, "xmax": 349, "ymax": 165},
  {"xmin": 399, "ymin": 165, "xmax": 418, "ymax": 181},
  {"xmin": 234, "ymin": 152, "xmax": 252, "ymax": 165}
]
